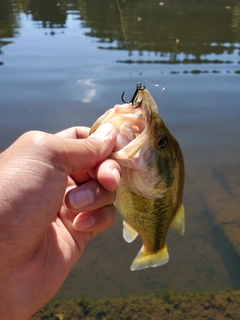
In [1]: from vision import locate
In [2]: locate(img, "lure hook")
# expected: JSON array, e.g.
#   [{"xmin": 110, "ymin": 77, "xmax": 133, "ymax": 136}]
[{"xmin": 121, "ymin": 82, "xmax": 145, "ymax": 104}]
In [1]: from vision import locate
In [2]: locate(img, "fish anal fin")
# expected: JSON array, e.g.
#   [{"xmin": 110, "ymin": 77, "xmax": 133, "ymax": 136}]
[
  {"xmin": 123, "ymin": 221, "xmax": 138, "ymax": 243},
  {"xmin": 130, "ymin": 244, "xmax": 169, "ymax": 271},
  {"xmin": 171, "ymin": 203, "xmax": 185, "ymax": 237}
]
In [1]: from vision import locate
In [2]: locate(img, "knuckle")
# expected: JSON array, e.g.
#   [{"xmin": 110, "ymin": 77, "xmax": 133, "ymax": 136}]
[
  {"xmin": 20, "ymin": 131, "xmax": 51, "ymax": 149},
  {"xmin": 18, "ymin": 131, "xmax": 57, "ymax": 162}
]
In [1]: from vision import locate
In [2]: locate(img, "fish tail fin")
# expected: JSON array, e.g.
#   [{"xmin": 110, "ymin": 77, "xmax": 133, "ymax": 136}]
[{"xmin": 130, "ymin": 244, "xmax": 169, "ymax": 271}]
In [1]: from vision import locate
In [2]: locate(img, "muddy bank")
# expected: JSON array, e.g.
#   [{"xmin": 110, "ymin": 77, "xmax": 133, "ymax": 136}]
[{"xmin": 31, "ymin": 290, "xmax": 240, "ymax": 320}]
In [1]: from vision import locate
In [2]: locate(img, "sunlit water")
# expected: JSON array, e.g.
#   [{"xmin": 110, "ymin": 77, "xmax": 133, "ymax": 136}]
[{"xmin": 0, "ymin": 0, "xmax": 240, "ymax": 299}]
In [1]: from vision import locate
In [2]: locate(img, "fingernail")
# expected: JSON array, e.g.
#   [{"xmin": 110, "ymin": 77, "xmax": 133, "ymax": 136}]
[
  {"xmin": 113, "ymin": 168, "xmax": 121, "ymax": 188},
  {"xmin": 73, "ymin": 213, "xmax": 95, "ymax": 231},
  {"xmin": 68, "ymin": 188, "xmax": 94, "ymax": 209},
  {"xmin": 91, "ymin": 123, "xmax": 114, "ymax": 139}
]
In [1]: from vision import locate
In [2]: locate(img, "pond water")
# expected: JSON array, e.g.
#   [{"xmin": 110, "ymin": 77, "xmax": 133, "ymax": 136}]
[{"xmin": 1, "ymin": 0, "xmax": 240, "ymax": 299}]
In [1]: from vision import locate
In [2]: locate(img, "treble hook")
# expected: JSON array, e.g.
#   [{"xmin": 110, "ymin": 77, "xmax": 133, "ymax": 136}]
[{"xmin": 121, "ymin": 82, "xmax": 145, "ymax": 104}]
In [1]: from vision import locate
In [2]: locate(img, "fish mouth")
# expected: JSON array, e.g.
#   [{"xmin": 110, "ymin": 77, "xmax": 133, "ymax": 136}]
[{"xmin": 90, "ymin": 96, "xmax": 154, "ymax": 166}]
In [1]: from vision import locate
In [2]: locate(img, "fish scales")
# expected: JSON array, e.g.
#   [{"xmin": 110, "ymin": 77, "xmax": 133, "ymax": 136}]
[
  {"xmin": 115, "ymin": 187, "xmax": 166, "ymax": 252},
  {"xmin": 90, "ymin": 83, "xmax": 185, "ymax": 271}
]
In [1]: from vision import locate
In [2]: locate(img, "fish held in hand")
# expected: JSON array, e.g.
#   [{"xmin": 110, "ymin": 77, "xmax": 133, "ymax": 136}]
[{"xmin": 90, "ymin": 83, "xmax": 185, "ymax": 271}]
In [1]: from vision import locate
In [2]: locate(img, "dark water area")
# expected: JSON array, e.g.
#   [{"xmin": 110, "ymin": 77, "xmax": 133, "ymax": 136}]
[{"xmin": 1, "ymin": 0, "xmax": 240, "ymax": 300}]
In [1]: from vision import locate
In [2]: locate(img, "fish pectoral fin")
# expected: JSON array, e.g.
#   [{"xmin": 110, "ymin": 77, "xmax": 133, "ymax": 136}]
[
  {"xmin": 170, "ymin": 203, "xmax": 185, "ymax": 237},
  {"xmin": 130, "ymin": 244, "xmax": 169, "ymax": 271},
  {"xmin": 123, "ymin": 221, "xmax": 138, "ymax": 243}
]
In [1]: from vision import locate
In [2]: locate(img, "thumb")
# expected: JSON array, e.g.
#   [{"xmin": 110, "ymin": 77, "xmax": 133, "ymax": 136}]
[{"xmin": 58, "ymin": 123, "xmax": 117, "ymax": 174}]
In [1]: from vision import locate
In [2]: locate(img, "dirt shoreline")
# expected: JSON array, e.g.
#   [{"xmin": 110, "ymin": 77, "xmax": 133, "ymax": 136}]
[{"xmin": 31, "ymin": 290, "xmax": 240, "ymax": 319}]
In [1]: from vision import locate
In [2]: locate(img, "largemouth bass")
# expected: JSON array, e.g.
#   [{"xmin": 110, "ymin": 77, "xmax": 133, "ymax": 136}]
[{"xmin": 90, "ymin": 83, "xmax": 185, "ymax": 271}]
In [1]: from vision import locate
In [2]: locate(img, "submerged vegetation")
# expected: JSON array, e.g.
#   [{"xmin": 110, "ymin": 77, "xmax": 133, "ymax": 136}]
[{"xmin": 31, "ymin": 290, "xmax": 240, "ymax": 320}]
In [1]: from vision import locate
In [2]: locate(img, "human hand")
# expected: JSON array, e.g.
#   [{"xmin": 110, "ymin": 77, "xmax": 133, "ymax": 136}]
[{"xmin": 0, "ymin": 124, "xmax": 120, "ymax": 319}]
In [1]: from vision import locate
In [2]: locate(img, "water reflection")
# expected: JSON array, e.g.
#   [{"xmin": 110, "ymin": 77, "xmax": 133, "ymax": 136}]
[
  {"xmin": 1, "ymin": 0, "xmax": 240, "ymax": 57},
  {"xmin": 77, "ymin": 0, "xmax": 240, "ymax": 65},
  {"xmin": 29, "ymin": 0, "xmax": 68, "ymax": 28},
  {"xmin": 232, "ymin": 3, "xmax": 240, "ymax": 40},
  {"xmin": 0, "ymin": 0, "xmax": 19, "ymax": 47},
  {"xmin": 77, "ymin": 0, "xmax": 240, "ymax": 74}
]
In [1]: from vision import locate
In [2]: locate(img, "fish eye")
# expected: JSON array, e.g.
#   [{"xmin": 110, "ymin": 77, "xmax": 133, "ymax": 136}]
[{"xmin": 157, "ymin": 136, "xmax": 168, "ymax": 150}]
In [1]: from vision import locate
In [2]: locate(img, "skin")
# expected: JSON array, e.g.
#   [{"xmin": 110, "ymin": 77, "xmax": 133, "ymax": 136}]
[{"xmin": 0, "ymin": 123, "xmax": 121, "ymax": 320}]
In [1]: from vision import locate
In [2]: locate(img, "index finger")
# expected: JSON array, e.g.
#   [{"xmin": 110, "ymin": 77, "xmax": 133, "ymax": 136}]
[{"xmin": 51, "ymin": 123, "xmax": 118, "ymax": 174}]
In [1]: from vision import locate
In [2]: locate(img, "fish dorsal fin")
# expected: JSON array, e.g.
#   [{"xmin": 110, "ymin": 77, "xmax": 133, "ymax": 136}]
[
  {"xmin": 123, "ymin": 221, "xmax": 138, "ymax": 243},
  {"xmin": 170, "ymin": 203, "xmax": 185, "ymax": 237}
]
